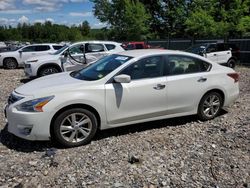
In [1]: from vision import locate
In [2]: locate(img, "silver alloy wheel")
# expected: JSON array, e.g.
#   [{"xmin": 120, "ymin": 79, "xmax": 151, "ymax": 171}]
[
  {"xmin": 202, "ymin": 94, "xmax": 221, "ymax": 118},
  {"xmin": 41, "ymin": 67, "xmax": 59, "ymax": 76},
  {"xmin": 5, "ymin": 59, "xmax": 17, "ymax": 69},
  {"xmin": 59, "ymin": 113, "xmax": 92, "ymax": 143}
]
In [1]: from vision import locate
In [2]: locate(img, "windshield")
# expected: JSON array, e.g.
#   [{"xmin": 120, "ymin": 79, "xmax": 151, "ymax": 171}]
[
  {"xmin": 186, "ymin": 44, "xmax": 207, "ymax": 54},
  {"xmin": 70, "ymin": 54, "xmax": 133, "ymax": 81},
  {"xmin": 52, "ymin": 45, "xmax": 69, "ymax": 55}
]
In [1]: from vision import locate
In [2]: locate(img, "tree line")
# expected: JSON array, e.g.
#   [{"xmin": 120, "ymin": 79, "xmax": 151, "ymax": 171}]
[{"xmin": 1, "ymin": 0, "xmax": 250, "ymax": 43}]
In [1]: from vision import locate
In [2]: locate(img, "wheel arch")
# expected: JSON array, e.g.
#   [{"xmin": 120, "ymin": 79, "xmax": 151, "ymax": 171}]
[
  {"xmin": 50, "ymin": 103, "xmax": 101, "ymax": 138},
  {"xmin": 37, "ymin": 63, "xmax": 62, "ymax": 75},
  {"xmin": 3, "ymin": 57, "xmax": 18, "ymax": 67},
  {"xmin": 199, "ymin": 88, "xmax": 225, "ymax": 107}
]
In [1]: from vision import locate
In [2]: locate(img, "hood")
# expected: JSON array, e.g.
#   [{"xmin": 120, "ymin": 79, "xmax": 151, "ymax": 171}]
[
  {"xmin": 0, "ymin": 51, "xmax": 18, "ymax": 56},
  {"xmin": 15, "ymin": 72, "xmax": 85, "ymax": 96},
  {"xmin": 26, "ymin": 54, "xmax": 59, "ymax": 62}
]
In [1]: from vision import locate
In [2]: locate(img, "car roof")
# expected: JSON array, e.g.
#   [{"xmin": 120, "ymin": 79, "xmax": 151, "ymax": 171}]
[
  {"xmin": 72, "ymin": 41, "xmax": 121, "ymax": 45},
  {"xmin": 116, "ymin": 49, "xmax": 195, "ymax": 57},
  {"xmin": 116, "ymin": 49, "xmax": 216, "ymax": 64}
]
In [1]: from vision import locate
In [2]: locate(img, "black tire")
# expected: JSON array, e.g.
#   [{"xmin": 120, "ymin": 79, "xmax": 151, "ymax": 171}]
[
  {"xmin": 227, "ymin": 59, "xmax": 236, "ymax": 68},
  {"xmin": 3, "ymin": 58, "xmax": 18, "ymax": 69},
  {"xmin": 38, "ymin": 66, "xmax": 60, "ymax": 77},
  {"xmin": 197, "ymin": 92, "xmax": 223, "ymax": 121},
  {"xmin": 52, "ymin": 108, "xmax": 98, "ymax": 147}
]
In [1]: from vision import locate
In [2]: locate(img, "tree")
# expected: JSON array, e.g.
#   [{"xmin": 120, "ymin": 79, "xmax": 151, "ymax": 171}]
[
  {"xmin": 91, "ymin": 0, "xmax": 151, "ymax": 40},
  {"xmin": 185, "ymin": 9, "xmax": 217, "ymax": 38},
  {"xmin": 238, "ymin": 16, "xmax": 250, "ymax": 37},
  {"xmin": 80, "ymin": 21, "xmax": 91, "ymax": 36}
]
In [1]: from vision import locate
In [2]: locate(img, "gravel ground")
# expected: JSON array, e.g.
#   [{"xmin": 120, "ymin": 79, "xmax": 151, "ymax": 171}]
[{"xmin": 0, "ymin": 67, "xmax": 249, "ymax": 188}]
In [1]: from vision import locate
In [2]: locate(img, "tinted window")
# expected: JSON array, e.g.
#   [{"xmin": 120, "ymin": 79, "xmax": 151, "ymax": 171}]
[
  {"xmin": 105, "ymin": 44, "xmax": 116, "ymax": 51},
  {"xmin": 186, "ymin": 44, "xmax": 207, "ymax": 55},
  {"xmin": 216, "ymin": 43, "xmax": 225, "ymax": 51},
  {"xmin": 206, "ymin": 44, "xmax": 217, "ymax": 53},
  {"xmin": 86, "ymin": 44, "xmax": 104, "ymax": 52},
  {"xmin": 135, "ymin": 44, "xmax": 144, "ymax": 49},
  {"xmin": 22, "ymin": 46, "xmax": 36, "ymax": 52},
  {"xmin": 125, "ymin": 44, "xmax": 134, "ymax": 50},
  {"xmin": 167, "ymin": 55, "xmax": 210, "ymax": 75},
  {"xmin": 35, "ymin": 45, "xmax": 50, "ymax": 51},
  {"xmin": 53, "ymin": 45, "xmax": 63, "ymax": 50},
  {"xmin": 120, "ymin": 56, "xmax": 165, "ymax": 80},
  {"xmin": 71, "ymin": 54, "xmax": 132, "ymax": 81}
]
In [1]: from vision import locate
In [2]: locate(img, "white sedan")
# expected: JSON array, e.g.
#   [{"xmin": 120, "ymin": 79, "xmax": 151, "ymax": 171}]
[{"xmin": 5, "ymin": 49, "xmax": 239, "ymax": 147}]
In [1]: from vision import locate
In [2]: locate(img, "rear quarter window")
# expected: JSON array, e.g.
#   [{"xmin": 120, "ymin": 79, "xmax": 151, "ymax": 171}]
[
  {"xmin": 105, "ymin": 44, "xmax": 116, "ymax": 51},
  {"xmin": 52, "ymin": 45, "xmax": 63, "ymax": 50}
]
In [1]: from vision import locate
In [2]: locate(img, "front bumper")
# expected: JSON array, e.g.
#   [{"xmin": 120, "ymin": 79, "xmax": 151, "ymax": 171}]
[
  {"xmin": 24, "ymin": 64, "xmax": 32, "ymax": 77},
  {"xmin": 5, "ymin": 104, "xmax": 52, "ymax": 141}
]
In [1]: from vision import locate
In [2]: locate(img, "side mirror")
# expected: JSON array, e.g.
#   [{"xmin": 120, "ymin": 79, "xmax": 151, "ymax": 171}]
[
  {"xmin": 114, "ymin": 74, "xmax": 131, "ymax": 83},
  {"xmin": 18, "ymin": 50, "xmax": 23, "ymax": 53}
]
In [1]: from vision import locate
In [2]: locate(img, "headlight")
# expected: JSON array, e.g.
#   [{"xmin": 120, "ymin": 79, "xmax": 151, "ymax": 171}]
[
  {"xmin": 27, "ymin": 59, "xmax": 38, "ymax": 63},
  {"xmin": 16, "ymin": 96, "xmax": 54, "ymax": 112}
]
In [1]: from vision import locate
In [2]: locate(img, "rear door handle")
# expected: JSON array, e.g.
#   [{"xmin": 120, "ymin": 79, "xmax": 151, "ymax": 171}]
[
  {"xmin": 198, "ymin": 77, "xmax": 207, "ymax": 82},
  {"xmin": 213, "ymin": 54, "xmax": 217, "ymax": 56},
  {"xmin": 153, "ymin": 84, "xmax": 166, "ymax": 90}
]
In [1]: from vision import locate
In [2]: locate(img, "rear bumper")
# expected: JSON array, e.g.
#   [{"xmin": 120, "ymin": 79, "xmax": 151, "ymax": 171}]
[{"xmin": 224, "ymin": 84, "xmax": 239, "ymax": 107}]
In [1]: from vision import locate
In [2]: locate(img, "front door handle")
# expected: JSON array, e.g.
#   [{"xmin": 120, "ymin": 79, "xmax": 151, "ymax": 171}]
[
  {"xmin": 213, "ymin": 54, "xmax": 217, "ymax": 56},
  {"xmin": 153, "ymin": 84, "xmax": 166, "ymax": 90},
  {"xmin": 198, "ymin": 77, "xmax": 207, "ymax": 82}
]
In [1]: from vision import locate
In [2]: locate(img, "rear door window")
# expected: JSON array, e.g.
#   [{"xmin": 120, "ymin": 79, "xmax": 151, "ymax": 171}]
[
  {"xmin": 86, "ymin": 44, "xmax": 105, "ymax": 52},
  {"xmin": 216, "ymin": 43, "xmax": 226, "ymax": 51},
  {"xmin": 206, "ymin": 44, "xmax": 217, "ymax": 53},
  {"xmin": 166, "ymin": 55, "xmax": 210, "ymax": 75},
  {"xmin": 35, "ymin": 45, "xmax": 50, "ymax": 51}
]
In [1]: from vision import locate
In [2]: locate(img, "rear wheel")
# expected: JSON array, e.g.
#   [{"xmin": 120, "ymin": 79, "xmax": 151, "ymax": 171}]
[
  {"xmin": 52, "ymin": 108, "xmax": 98, "ymax": 147},
  {"xmin": 3, "ymin": 58, "xmax": 18, "ymax": 69},
  {"xmin": 38, "ymin": 66, "xmax": 60, "ymax": 77},
  {"xmin": 227, "ymin": 59, "xmax": 236, "ymax": 68},
  {"xmin": 198, "ymin": 92, "xmax": 223, "ymax": 121}
]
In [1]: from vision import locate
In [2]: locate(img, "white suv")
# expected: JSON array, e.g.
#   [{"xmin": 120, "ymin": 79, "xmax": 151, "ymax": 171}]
[
  {"xmin": 24, "ymin": 41, "xmax": 124, "ymax": 77},
  {"xmin": 0, "ymin": 43, "xmax": 62, "ymax": 69},
  {"xmin": 186, "ymin": 43, "xmax": 234, "ymax": 67}
]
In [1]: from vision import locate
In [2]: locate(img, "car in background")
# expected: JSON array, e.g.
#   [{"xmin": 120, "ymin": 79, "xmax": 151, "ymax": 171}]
[
  {"xmin": 186, "ymin": 43, "xmax": 238, "ymax": 68},
  {"xmin": 5, "ymin": 49, "xmax": 239, "ymax": 147},
  {"xmin": 0, "ymin": 43, "xmax": 63, "ymax": 69},
  {"xmin": 122, "ymin": 41, "xmax": 151, "ymax": 50},
  {"xmin": 0, "ymin": 42, "xmax": 6, "ymax": 48},
  {"xmin": 24, "ymin": 41, "xmax": 124, "ymax": 77}
]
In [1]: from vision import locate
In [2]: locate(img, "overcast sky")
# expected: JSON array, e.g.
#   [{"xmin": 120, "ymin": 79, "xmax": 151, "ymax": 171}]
[{"xmin": 0, "ymin": 0, "xmax": 106, "ymax": 28}]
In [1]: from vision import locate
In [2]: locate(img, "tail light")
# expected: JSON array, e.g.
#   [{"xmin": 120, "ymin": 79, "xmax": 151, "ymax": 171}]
[{"xmin": 227, "ymin": 73, "xmax": 239, "ymax": 83}]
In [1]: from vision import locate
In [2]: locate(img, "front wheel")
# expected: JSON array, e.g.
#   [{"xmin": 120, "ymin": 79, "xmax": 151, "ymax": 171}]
[
  {"xmin": 4, "ymin": 58, "xmax": 18, "ymax": 69},
  {"xmin": 197, "ymin": 92, "xmax": 223, "ymax": 121},
  {"xmin": 52, "ymin": 108, "xmax": 98, "ymax": 147}
]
